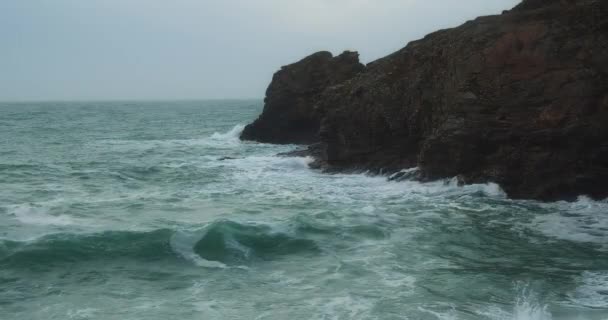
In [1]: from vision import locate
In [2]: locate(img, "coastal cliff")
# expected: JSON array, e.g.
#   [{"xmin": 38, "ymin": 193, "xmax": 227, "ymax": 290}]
[
  {"xmin": 240, "ymin": 51, "xmax": 364, "ymax": 144},
  {"xmin": 241, "ymin": 0, "xmax": 608, "ymax": 201}
]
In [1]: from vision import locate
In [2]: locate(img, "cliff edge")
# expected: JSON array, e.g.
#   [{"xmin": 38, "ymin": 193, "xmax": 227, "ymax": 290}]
[
  {"xmin": 242, "ymin": 0, "xmax": 608, "ymax": 201},
  {"xmin": 240, "ymin": 51, "xmax": 364, "ymax": 144}
]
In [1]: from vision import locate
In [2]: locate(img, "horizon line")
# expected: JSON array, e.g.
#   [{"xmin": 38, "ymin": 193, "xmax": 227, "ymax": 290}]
[{"xmin": 0, "ymin": 97, "xmax": 264, "ymax": 104}]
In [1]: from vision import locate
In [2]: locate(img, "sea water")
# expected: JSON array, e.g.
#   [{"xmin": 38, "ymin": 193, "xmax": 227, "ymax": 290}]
[{"xmin": 1, "ymin": 100, "xmax": 607, "ymax": 320}]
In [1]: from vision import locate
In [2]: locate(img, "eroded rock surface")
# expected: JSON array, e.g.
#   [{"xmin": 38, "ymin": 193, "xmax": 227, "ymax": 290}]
[
  {"xmin": 243, "ymin": 0, "xmax": 608, "ymax": 201},
  {"xmin": 240, "ymin": 51, "xmax": 364, "ymax": 144}
]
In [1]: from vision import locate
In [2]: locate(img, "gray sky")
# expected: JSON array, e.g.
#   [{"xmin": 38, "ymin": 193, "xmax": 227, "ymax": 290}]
[{"xmin": 1, "ymin": 0, "xmax": 520, "ymax": 101}]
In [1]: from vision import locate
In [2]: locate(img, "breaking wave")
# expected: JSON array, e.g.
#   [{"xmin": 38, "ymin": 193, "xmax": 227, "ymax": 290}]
[
  {"xmin": 209, "ymin": 124, "xmax": 245, "ymax": 141},
  {"xmin": 0, "ymin": 219, "xmax": 322, "ymax": 269}
]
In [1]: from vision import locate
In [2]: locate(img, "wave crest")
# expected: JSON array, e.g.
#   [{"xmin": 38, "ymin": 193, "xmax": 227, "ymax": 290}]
[
  {"xmin": 0, "ymin": 219, "xmax": 321, "ymax": 269},
  {"xmin": 193, "ymin": 220, "xmax": 319, "ymax": 265},
  {"xmin": 0, "ymin": 229, "xmax": 174, "ymax": 269},
  {"xmin": 210, "ymin": 124, "xmax": 245, "ymax": 142}
]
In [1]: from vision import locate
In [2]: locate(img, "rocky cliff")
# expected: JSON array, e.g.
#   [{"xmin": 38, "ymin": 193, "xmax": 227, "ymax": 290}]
[
  {"xmin": 241, "ymin": 0, "xmax": 608, "ymax": 201},
  {"xmin": 240, "ymin": 51, "xmax": 364, "ymax": 144}
]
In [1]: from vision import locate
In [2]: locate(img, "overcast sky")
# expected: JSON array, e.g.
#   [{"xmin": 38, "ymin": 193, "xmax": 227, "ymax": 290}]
[{"xmin": 1, "ymin": 0, "xmax": 520, "ymax": 101}]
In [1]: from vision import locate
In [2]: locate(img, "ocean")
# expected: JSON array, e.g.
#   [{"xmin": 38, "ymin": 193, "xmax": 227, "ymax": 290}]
[{"xmin": 1, "ymin": 100, "xmax": 607, "ymax": 320}]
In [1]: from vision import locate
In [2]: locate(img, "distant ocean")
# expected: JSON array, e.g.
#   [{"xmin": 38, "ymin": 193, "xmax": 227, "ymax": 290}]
[{"xmin": 1, "ymin": 100, "xmax": 607, "ymax": 320}]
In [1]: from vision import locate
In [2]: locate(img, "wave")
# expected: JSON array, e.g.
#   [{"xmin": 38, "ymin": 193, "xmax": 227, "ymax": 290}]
[
  {"xmin": 207, "ymin": 154, "xmax": 508, "ymax": 207},
  {"xmin": 407, "ymin": 177, "xmax": 507, "ymax": 198},
  {"xmin": 509, "ymin": 285, "xmax": 552, "ymax": 320},
  {"xmin": 88, "ymin": 124, "xmax": 248, "ymax": 152},
  {"xmin": 567, "ymin": 271, "xmax": 608, "ymax": 308},
  {"xmin": 191, "ymin": 220, "xmax": 319, "ymax": 265},
  {"xmin": 209, "ymin": 124, "xmax": 245, "ymax": 141},
  {"xmin": 0, "ymin": 163, "xmax": 48, "ymax": 171},
  {"xmin": 0, "ymin": 219, "xmax": 320, "ymax": 269},
  {"xmin": 170, "ymin": 228, "xmax": 230, "ymax": 269},
  {"xmin": 0, "ymin": 229, "xmax": 175, "ymax": 268},
  {"xmin": 530, "ymin": 196, "xmax": 608, "ymax": 247},
  {"xmin": 467, "ymin": 284, "xmax": 552, "ymax": 320},
  {"xmin": 8, "ymin": 203, "xmax": 75, "ymax": 226},
  {"xmin": 215, "ymin": 155, "xmax": 313, "ymax": 172}
]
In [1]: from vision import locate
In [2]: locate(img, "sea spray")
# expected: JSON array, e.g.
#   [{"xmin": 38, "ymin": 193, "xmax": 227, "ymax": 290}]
[
  {"xmin": 210, "ymin": 123, "xmax": 245, "ymax": 141},
  {"xmin": 511, "ymin": 284, "xmax": 552, "ymax": 320}
]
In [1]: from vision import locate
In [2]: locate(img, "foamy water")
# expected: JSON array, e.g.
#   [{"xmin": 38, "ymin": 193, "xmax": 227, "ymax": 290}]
[{"xmin": 0, "ymin": 101, "xmax": 606, "ymax": 320}]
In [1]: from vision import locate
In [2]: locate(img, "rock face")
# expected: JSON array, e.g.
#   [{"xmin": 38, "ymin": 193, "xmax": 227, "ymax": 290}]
[
  {"xmin": 243, "ymin": 0, "xmax": 608, "ymax": 201},
  {"xmin": 240, "ymin": 51, "xmax": 364, "ymax": 144}
]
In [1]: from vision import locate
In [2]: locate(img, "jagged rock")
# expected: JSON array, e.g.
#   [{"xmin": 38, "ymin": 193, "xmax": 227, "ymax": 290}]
[
  {"xmin": 240, "ymin": 51, "xmax": 365, "ymax": 144},
  {"xmin": 244, "ymin": 0, "xmax": 608, "ymax": 201},
  {"xmin": 277, "ymin": 142, "xmax": 325, "ymax": 159},
  {"xmin": 319, "ymin": 0, "xmax": 608, "ymax": 201}
]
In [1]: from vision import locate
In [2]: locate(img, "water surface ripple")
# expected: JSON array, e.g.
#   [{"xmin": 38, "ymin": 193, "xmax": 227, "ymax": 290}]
[{"xmin": 1, "ymin": 101, "xmax": 607, "ymax": 320}]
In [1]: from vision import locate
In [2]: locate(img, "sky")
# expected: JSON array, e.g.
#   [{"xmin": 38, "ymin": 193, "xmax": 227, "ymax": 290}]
[{"xmin": 0, "ymin": 0, "xmax": 520, "ymax": 101}]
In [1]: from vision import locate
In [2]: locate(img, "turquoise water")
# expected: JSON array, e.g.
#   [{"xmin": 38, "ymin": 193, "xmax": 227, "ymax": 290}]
[{"xmin": 1, "ymin": 101, "xmax": 607, "ymax": 320}]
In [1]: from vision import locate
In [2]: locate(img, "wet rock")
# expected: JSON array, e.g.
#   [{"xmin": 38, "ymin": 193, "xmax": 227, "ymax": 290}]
[
  {"xmin": 244, "ymin": 0, "xmax": 608, "ymax": 201},
  {"xmin": 240, "ymin": 51, "xmax": 364, "ymax": 144},
  {"xmin": 277, "ymin": 143, "xmax": 325, "ymax": 159},
  {"xmin": 318, "ymin": 0, "xmax": 608, "ymax": 201}
]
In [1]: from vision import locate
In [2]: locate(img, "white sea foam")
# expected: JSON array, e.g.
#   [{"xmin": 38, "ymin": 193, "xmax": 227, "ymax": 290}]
[
  {"xmin": 90, "ymin": 124, "xmax": 248, "ymax": 152},
  {"xmin": 192, "ymin": 300, "xmax": 223, "ymax": 319},
  {"xmin": 211, "ymin": 153, "xmax": 506, "ymax": 206},
  {"xmin": 8, "ymin": 203, "xmax": 74, "ymax": 226},
  {"xmin": 530, "ymin": 196, "xmax": 608, "ymax": 247},
  {"xmin": 67, "ymin": 308, "xmax": 99, "ymax": 319},
  {"xmin": 170, "ymin": 225, "xmax": 252, "ymax": 270},
  {"xmin": 388, "ymin": 167, "xmax": 420, "ymax": 179},
  {"xmin": 210, "ymin": 124, "xmax": 245, "ymax": 141},
  {"xmin": 475, "ymin": 285, "xmax": 552, "ymax": 320},
  {"xmin": 219, "ymin": 155, "xmax": 312, "ymax": 171},
  {"xmin": 418, "ymin": 305, "xmax": 458, "ymax": 320},
  {"xmin": 567, "ymin": 271, "xmax": 608, "ymax": 308},
  {"xmin": 161, "ymin": 124, "xmax": 246, "ymax": 148},
  {"xmin": 510, "ymin": 294, "xmax": 552, "ymax": 320},
  {"xmin": 310, "ymin": 295, "xmax": 376, "ymax": 320},
  {"xmin": 378, "ymin": 273, "xmax": 416, "ymax": 291},
  {"xmin": 169, "ymin": 228, "xmax": 228, "ymax": 269}
]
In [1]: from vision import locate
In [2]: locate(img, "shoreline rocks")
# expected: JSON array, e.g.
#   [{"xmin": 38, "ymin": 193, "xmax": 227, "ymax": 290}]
[
  {"xmin": 240, "ymin": 51, "xmax": 364, "ymax": 144},
  {"xmin": 241, "ymin": 0, "xmax": 608, "ymax": 201}
]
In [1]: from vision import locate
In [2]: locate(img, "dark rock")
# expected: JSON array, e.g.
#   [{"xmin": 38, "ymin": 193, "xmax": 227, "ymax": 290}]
[
  {"xmin": 240, "ymin": 51, "xmax": 365, "ymax": 144},
  {"xmin": 245, "ymin": 0, "xmax": 608, "ymax": 201},
  {"xmin": 277, "ymin": 142, "xmax": 325, "ymax": 159},
  {"xmin": 319, "ymin": 0, "xmax": 608, "ymax": 201}
]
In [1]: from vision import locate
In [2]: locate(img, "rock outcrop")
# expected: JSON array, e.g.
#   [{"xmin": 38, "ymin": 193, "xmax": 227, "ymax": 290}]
[
  {"xmin": 240, "ymin": 51, "xmax": 364, "ymax": 144},
  {"xmin": 243, "ymin": 0, "xmax": 608, "ymax": 201}
]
